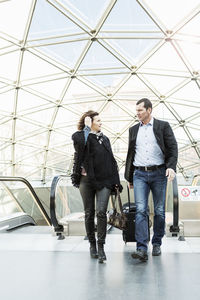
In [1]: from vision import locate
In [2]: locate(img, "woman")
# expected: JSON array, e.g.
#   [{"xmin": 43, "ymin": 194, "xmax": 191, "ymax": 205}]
[{"xmin": 71, "ymin": 110, "xmax": 122, "ymax": 263}]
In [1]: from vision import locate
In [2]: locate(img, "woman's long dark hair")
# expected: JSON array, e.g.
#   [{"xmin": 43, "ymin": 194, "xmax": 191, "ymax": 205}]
[{"xmin": 77, "ymin": 110, "xmax": 99, "ymax": 130}]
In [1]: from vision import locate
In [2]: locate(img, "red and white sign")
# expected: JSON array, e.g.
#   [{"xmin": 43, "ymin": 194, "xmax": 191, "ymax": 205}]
[
  {"xmin": 179, "ymin": 186, "xmax": 200, "ymax": 201},
  {"xmin": 181, "ymin": 188, "xmax": 190, "ymax": 197}
]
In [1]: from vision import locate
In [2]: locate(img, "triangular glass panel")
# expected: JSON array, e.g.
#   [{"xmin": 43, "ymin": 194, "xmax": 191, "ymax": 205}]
[
  {"xmin": 115, "ymin": 99, "xmax": 138, "ymax": 117},
  {"xmin": 0, "ymin": 50, "xmax": 19, "ymax": 80},
  {"xmin": 173, "ymin": 126, "xmax": 191, "ymax": 146},
  {"xmin": 140, "ymin": 42, "xmax": 190, "ymax": 76},
  {"xmin": 22, "ymin": 106, "xmax": 55, "ymax": 125},
  {"xmin": 61, "ymin": 100, "xmax": 107, "ymax": 123},
  {"xmin": 0, "ymin": 90, "xmax": 15, "ymax": 113},
  {"xmin": 16, "ymin": 152, "xmax": 44, "ymax": 171},
  {"xmin": 62, "ymin": 77, "xmax": 104, "ymax": 103},
  {"xmin": 48, "ymin": 131, "xmax": 69, "ymax": 148},
  {"xmin": 112, "ymin": 139, "xmax": 128, "ymax": 154},
  {"xmin": 175, "ymin": 12, "xmax": 200, "ymax": 78},
  {"xmin": 52, "ymin": 107, "xmax": 78, "ymax": 127},
  {"xmin": 15, "ymin": 144, "xmax": 43, "ymax": 162},
  {"xmin": 0, "ymin": 0, "xmax": 32, "ymax": 40},
  {"xmin": 187, "ymin": 120, "xmax": 200, "ymax": 140},
  {"xmin": 0, "ymin": 120, "xmax": 12, "ymax": 141},
  {"xmin": 102, "ymin": 38, "xmax": 162, "ymax": 65},
  {"xmin": 152, "ymin": 103, "xmax": 178, "ymax": 124},
  {"xmin": 79, "ymin": 73, "xmax": 126, "ymax": 91},
  {"xmin": 177, "ymin": 13, "xmax": 200, "ymax": 36},
  {"xmin": 15, "ymin": 119, "xmax": 46, "ymax": 141},
  {"xmin": 53, "ymin": 143, "xmax": 74, "ymax": 156},
  {"xmin": 16, "ymin": 132, "xmax": 47, "ymax": 150},
  {"xmin": 20, "ymin": 51, "xmax": 62, "ymax": 81},
  {"xmin": 58, "ymin": 0, "xmax": 110, "ymax": 28},
  {"xmin": 21, "ymin": 78, "xmax": 68, "ymax": 103},
  {"xmin": 15, "ymin": 165, "xmax": 41, "ymax": 178},
  {"xmin": 101, "ymin": 0, "xmax": 160, "ymax": 32},
  {"xmin": 139, "ymin": 73, "xmax": 188, "ymax": 96},
  {"xmin": 141, "ymin": 0, "xmax": 200, "ymax": 30},
  {"xmin": 17, "ymin": 89, "xmax": 54, "ymax": 113},
  {"xmin": 0, "ymin": 37, "xmax": 14, "ymax": 50},
  {"xmin": 100, "ymin": 101, "xmax": 132, "ymax": 132},
  {"xmin": 169, "ymin": 102, "xmax": 199, "ymax": 120},
  {"xmin": 0, "ymin": 141, "xmax": 12, "ymax": 162},
  {"xmin": 38, "ymin": 39, "xmax": 89, "ymax": 69},
  {"xmin": 1, "ymin": 164, "xmax": 12, "ymax": 176},
  {"xmin": 178, "ymin": 147, "xmax": 199, "ymax": 168},
  {"xmin": 170, "ymin": 81, "xmax": 200, "ymax": 106},
  {"xmin": 80, "ymin": 41, "xmax": 125, "ymax": 71},
  {"xmin": 176, "ymin": 40, "xmax": 200, "ymax": 72},
  {"xmin": 28, "ymin": 0, "xmax": 80, "ymax": 40},
  {"xmin": 47, "ymin": 155, "xmax": 69, "ymax": 170},
  {"xmin": 114, "ymin": 75, "xmax": 156, "ymax": 100}
]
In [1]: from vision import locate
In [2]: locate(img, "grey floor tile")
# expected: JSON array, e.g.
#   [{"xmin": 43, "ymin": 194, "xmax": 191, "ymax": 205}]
[{"xmin": 1, "ymin": 227, "xmax": 200, "ymax": 300}]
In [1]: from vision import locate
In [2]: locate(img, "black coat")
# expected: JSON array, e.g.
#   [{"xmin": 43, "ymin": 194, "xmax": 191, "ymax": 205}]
[
  {"xmin": 124, "ymin": 118, "xmax": 178, "ymax": 183},
  {"xmin": 71, "ymin": 130, "xmax": 122, "ymax": 193}
]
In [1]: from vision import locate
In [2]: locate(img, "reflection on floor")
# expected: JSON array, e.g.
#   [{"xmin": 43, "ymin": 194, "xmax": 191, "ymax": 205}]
[{"xmin": 0, "ymin": 226, "xmax": 200, "ymax": 300}]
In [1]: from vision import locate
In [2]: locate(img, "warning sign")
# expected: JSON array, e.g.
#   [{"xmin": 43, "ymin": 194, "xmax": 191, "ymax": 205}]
[
  {"xmin": 179, "ymin": 186, "xmax": 200, "ymax": 201},
  {"xmin": 181, "ymin": 188, "xmax": 190, "ymax": 197}
]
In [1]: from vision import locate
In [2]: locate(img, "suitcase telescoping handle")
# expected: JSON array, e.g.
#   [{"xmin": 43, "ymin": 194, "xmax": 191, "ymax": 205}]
[{"xmin": 127, "ymin": 185, "xmax": 131, "ymax": 210}]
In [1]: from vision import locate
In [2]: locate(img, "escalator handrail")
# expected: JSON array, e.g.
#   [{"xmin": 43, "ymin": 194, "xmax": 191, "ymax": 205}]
[
  {"xmin": 0, "ymin": 176, "xmax": 51, "ymax": 226},
  {"xmin": 50, "ymin": 175, "xmax": 69, "ymax": 232},
  {"xmin": 172, "ymin": 175, "xmax": 179, "ymax": 231}
]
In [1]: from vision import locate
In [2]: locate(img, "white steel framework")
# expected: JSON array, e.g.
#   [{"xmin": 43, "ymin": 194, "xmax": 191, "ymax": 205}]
[{"xmin": 0, "ymin": 0, "xmax": 199, "ymax": 182}]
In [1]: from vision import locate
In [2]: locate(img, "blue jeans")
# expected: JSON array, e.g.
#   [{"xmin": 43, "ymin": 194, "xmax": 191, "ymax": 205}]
[{"xmin": 133, "ymin": 167, "xmax": 167, "ymax": 251}]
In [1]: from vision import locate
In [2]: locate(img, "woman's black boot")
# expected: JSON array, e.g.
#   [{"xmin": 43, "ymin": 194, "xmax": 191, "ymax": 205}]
[
  {"xmin": 90, "ymin": 242, "xmax": 98, "ymax": 259},
  {"xmin": 98, "ymin": 243, "xmax": 106, "ymax": 263}
]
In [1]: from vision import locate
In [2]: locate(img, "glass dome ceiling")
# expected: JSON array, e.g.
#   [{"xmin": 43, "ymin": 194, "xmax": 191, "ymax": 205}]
[{"xmin": 0, "ymin": 0, "xmax": 199, "ymax": 182}]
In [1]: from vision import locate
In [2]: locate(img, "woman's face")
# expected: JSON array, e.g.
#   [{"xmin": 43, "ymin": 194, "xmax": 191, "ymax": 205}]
[{"xmin": 91, "ymin": 115, "xmax": 102, "ymax": 132}]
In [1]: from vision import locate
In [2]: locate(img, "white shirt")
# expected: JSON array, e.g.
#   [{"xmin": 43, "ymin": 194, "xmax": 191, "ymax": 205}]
[{"xmin": 133, "ymin": 118, "xmax": 165, "ymax": 167}]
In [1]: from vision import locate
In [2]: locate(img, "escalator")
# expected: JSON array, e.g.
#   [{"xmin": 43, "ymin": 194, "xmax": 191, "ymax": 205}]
[
  {"xmin": 50, "ymin": 174, "xmax": 184, "ymax": 240},
  {"xmin": 0, "ymin": 176, "xmax": 51, "ymax": 231},
  {"xmin": 50, "ymin": 175, "xmax": 85, "ymax": 239},
  {"xmin": 0, "ymin": 174, "xmax": 186, "ymax": 239}
]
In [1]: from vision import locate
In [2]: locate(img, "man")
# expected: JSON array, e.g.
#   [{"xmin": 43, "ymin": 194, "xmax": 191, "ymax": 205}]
[{"xmin": 124, "ymin": 98, "xmax": 178, "ymax": 262}]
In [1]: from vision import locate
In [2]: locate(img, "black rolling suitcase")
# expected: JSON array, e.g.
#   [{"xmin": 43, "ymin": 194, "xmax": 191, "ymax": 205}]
[{"xmin": 122, "ymin": 186, "xmax": 150, "ymax": 243}]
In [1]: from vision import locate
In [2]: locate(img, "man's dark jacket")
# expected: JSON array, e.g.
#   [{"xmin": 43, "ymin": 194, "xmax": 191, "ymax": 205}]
[{"xmin": 124, "ymin": 118, "xmax": 178, "ymax": 183}]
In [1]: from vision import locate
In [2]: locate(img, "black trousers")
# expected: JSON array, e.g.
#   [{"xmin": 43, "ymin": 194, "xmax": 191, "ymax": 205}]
[{"xmin": 79, "ymin": 176, "xmax": 111, "ymax": 244}]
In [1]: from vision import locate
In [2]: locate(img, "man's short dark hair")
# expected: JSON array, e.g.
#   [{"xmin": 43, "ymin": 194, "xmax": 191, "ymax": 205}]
[{"xmin": 136, "ymin": 98, "xmax": 152, "ymax": 110}]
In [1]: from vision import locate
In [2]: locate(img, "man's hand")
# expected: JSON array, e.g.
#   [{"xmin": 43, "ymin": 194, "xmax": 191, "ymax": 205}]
[
  {"xmin": 128, "ymin": 182, "xmax": 133, "ymax": 189},
  {"xmin": 84, "ymin": 116, "xmax": 92, "ymax": 128},
  {"xmin": 166, "ymin": 168, "xmax": 175, "ymax": 182}
]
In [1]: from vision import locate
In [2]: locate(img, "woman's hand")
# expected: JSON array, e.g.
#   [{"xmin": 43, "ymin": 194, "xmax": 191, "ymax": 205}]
[
  {"xmin": 115, "ymin": 184, "xmax": 123, "ymax": 192},
  {"xmin": 84, "ymin": 116, "xmax": 92, "ymax": 128}
]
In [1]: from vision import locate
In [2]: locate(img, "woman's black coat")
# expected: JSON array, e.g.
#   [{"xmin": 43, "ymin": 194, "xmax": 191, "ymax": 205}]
[{"xmin": 71, "ymin": 130, "xmax": 122, "ymax": 193}]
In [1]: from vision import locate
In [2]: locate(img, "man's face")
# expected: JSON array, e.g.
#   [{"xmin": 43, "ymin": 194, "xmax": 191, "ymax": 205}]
[{"xmin": 136, "ymin": 102, "xmax": 152, "ymax": 123}]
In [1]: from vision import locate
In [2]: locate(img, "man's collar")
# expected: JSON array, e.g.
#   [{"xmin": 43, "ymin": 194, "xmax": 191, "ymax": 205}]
[{"xmin": 140, "ymin": 117, "xmax": 154, "ymax": 126}]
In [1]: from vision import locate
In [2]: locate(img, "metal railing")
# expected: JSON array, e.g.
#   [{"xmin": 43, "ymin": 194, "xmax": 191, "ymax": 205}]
[
  {"xmin": 0, "ymin": 176, "xmax": 51, "ymax": 226},
  {"xmin": 49, "ymin": 174, "xmax": 181, "ymax": 239},
  {"xmin": 169, "ymin": 176, "xmax": 180, "ymax": 236},
  {"xmin": 50, "ymin": 175, "xmax": 69, "ymax": 239}
]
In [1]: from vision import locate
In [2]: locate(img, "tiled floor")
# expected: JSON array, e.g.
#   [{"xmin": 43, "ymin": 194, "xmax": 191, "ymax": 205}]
[{"xmin": 0, "ymin": 226, "xmax": 200, "ymax": 300}]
